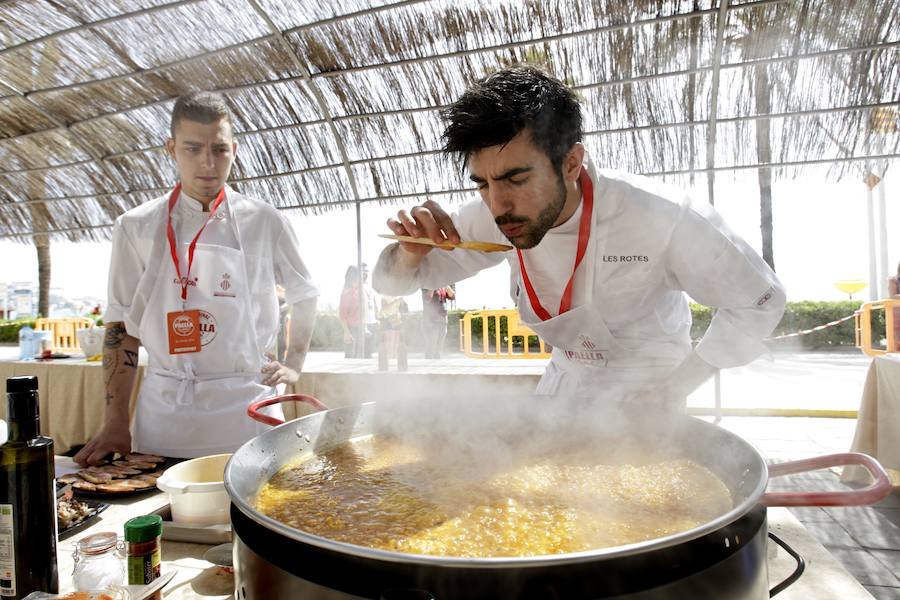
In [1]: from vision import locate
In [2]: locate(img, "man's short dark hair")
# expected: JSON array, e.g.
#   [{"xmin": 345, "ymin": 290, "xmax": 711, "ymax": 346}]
[
  {"xmin": 441, "ymin": 65, "xmax": 582, "ymax": 171},
  {"xmin": 170, "ymin": 91, "xmax": 233, "ymax": 137}
]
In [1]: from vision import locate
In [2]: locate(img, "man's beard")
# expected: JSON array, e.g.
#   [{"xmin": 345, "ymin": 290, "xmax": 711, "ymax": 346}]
[{"xmin": 495, "ymin": 177, "xmax": 568, "ymax": 249}]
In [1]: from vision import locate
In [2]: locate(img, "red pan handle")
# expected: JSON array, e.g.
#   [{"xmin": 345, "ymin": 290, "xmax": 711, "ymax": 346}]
[
  {"xmin": 762, "ymin": 452, "xmax": 892, "ymax": 507},
  {"xmin": 247, "ymin": 394, "xmax": 328, "ymax": 427}
]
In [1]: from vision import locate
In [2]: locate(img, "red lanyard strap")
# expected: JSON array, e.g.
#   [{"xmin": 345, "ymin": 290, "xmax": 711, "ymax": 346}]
[
  {"xmin": 517, "ymin": 167, "xmax": 594, "ymax": 321},
  {"xmin": 166, "ymin": 182, "xmax": 226, "ymax": 302}
]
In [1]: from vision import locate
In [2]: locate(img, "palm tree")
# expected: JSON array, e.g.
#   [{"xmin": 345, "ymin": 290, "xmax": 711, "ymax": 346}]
[
  {"xmin": 729, "ymin": 3, "xmax": 787, "ymax": 272},
  {"xmin": 28, "ymin": 191, "xmax": 51, "ymax": 318},
  {"xmin": 35, "ymin": 235, "xmax": 51, "ymax": 318}
]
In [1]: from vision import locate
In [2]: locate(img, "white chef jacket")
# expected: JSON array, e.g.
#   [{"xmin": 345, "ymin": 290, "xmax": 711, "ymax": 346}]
[
  {"xmin": 374, "ymin": 155, "xmax": 786, "ymax": 395},
  {"xmin": 105, "ymin": 186, "xmax": 319, "ymax": 358}
]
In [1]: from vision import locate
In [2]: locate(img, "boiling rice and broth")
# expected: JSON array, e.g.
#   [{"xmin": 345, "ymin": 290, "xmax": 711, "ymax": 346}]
[{"xmin": 256, "ymin": 433, "xmax": 733, "ymax": 558}]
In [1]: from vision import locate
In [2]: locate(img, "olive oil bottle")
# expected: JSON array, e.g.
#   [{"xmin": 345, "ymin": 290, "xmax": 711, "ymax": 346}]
[{"xmin": 0, "ymin": 376, "xmax": 58, "ymax": 599}]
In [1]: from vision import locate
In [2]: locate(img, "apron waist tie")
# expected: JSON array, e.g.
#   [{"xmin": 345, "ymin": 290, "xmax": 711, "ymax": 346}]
[{"xmin": 147, "ymin": 365, "xmax": 258, "ymax": 406}]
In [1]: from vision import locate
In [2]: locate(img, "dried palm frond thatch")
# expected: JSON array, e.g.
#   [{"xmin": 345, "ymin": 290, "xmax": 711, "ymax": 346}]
[{"xmin": 0, "ymin": 0, "xmax": 896, "ymax": 243}]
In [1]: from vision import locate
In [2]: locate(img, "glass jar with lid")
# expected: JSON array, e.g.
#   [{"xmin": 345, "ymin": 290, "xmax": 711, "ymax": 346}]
[{"xmin": 72, "ymin": 531, "xmax": 126, "ymax": 590}]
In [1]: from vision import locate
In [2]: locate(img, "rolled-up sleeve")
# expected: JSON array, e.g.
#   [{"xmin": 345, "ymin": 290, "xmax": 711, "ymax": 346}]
[
  {"xmin": 104, "ymin": 218, "xmax": 143, "ymax": 325},
  {"xmin": 274, "ymin": 216, "xmax": 319, "ymax": 305},
  {"xmin": 667, "ymin": 202, "xmax": 786, "ymax": 369}
]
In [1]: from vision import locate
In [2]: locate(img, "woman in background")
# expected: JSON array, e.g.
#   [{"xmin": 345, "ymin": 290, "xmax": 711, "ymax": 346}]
[{"xmin": 339, "ymin": 265, "xmax": 377, "ymax": 358}]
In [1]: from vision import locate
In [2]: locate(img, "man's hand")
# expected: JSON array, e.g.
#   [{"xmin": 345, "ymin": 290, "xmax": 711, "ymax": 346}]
[
  {"xmin": 376, "ymin": 201, "xmax": 458, "ymax": 296},
  {"xmin": 261, "ymin": 360, "xmax": 300, "ymax": 386},
  {"xmin": 388, "ymin": 199, "xmax": 460, "ymax": 257},
  {"xmin": 74, "ymin": 421, "xmax": 132, "ymax": 466}
]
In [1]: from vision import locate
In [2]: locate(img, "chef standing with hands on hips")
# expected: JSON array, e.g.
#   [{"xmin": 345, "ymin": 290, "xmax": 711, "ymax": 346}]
[
  {"xmin": 374, "ymin": 66, "xmax": 786, "ymax": 410},
  {"xmin": 75, "ymin": 91, "xmax": 318, "ymax": 465}
]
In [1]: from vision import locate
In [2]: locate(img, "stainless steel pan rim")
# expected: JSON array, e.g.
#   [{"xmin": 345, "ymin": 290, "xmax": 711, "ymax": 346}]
[{"xmin": 225, "ymin": 401, "xmax": 771, "ymax": 568}]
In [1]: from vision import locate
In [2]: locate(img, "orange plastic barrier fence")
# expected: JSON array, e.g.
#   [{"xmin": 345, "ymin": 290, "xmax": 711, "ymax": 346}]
[
  {"xmin": 33, "ymin": 317, "xmax": 94, "ymax": 353},
  {"xmin": 458, "ymin": 309, "xmax": 550, "ymax": 359},
  {"xmin": 855, "ymin": 299, "xmax": 899, "ymax": 357}
]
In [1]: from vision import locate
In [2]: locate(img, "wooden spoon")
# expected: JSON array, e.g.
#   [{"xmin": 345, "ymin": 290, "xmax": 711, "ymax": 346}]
[{"xmin": 379, "ymin": 234, "xmax": 512, "ymax": 253}]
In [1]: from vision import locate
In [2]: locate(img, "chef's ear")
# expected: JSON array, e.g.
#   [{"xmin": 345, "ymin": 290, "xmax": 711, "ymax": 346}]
[
  {"xmin": 562, "ymin": 143, "xmax": 585, "ymax": 183},
  {"xmin": 232, "ymin": 140, "xmax": 238, "ymax": 156},
  {"xmin": 165, "ymin": 137, "xmax": 176, "ymax": 160}
]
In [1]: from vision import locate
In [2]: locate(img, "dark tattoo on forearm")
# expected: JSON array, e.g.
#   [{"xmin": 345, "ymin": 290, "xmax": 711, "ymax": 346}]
[
  {"xmin": 104, "ymin": 323, "xmax": 127, "ymax": 349},
  {"xmin": 103, "ymin": 323, "xmax": 132, "ymax": 403},
  {"xmin": 103, "ymin": 352, "xmax": 119, "ymax": 388}
]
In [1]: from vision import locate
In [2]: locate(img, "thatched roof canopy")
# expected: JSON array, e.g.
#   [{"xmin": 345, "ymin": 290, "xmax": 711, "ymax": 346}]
[{"xmin": 0, "ymin": 0, "xmax": 897, "ymax": 241}]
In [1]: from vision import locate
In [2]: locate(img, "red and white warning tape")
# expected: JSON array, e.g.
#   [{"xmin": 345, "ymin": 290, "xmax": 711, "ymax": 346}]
[{"xmin": 765, "ymin": 313, "xmax": 857, "ymax": 341}]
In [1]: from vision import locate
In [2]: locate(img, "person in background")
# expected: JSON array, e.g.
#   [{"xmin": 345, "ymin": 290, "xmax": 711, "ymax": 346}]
[
  {"xmin": 339, "ymin": 266, "xmax": 358, "ymax": 357},
  {"xmin": 339, "ymin": 264, "xmax": 378, "ymax": 358},
  {"xmin": 889, "ymin": 261, "xmax": 900, "ymax": 351},
  {"xmin": 75, "ymin": 91, "xmax": 318, "ymax": 465},
  {"xmin": 422, "ymin": 285, "xmax": 455, "ymax": 359},
  {"xmin": 378, "ymin": 295, "xmax": 409, "ymax": 371}
]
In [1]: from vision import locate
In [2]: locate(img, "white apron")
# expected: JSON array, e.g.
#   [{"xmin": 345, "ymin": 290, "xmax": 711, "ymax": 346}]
[
  {"xmin": 518, "ymin": 170, "xmax": 686, "ymax": 399},
  {"xmin": 133, "ymin": 191, "xmax": 282, "ymax": 458}
]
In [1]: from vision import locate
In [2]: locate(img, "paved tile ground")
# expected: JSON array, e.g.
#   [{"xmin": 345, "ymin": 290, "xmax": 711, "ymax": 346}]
[{"xmin": 714, "ymin": 416, "xmax": 900, "ymax": 599}]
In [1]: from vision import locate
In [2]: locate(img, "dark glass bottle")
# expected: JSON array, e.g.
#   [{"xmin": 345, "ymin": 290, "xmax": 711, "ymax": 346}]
[{"xmin": 0, "ymin": 376, "xmax": 58, "ymax": 599}]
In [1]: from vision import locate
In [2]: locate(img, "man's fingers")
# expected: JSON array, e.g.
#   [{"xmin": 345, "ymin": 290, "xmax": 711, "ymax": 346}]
[
  {"xmin": 396, "ymin": 210, "xmax": 423, "ymax": 237},
  {"xmin": 88, "ymin": 447, "xmax": 111, "ymax": 466},
  {"xmin": 391, "ymin": 201, "xmax": 456, "ymax": 245},
  {"xmin": 87, "ymin": 451, "xmax": 104, "ymax": 466},
  {"xmin": 409, "ymin": 206, "xmax": 446, "ymax": 244},
  {"xmin": 391, "ymin": 213, "xmax": 434, "ymax": 256},
  {"xmin": 74, "ymin": 443, "xmax": 93, "ymax": 467},
  {"xmin": 423, "ymin": 200, "xmax": 459, "ymax": 244},
  {"xmin": 386, "ymin": 218, "xmax": 408, "ymax": 235}
]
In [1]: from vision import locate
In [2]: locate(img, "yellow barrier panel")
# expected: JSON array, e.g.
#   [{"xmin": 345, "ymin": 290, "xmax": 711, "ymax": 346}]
[
  {"xmin": 855, "ymin": 299, "xmax": 899, "ymax": 357},
  {"xmin": 34, "ymin": 317, "xmax": 94, "ymax": 353},
  {"xmin": 458, "ymin": 309, "xmax": 551, "ymax": 359}
]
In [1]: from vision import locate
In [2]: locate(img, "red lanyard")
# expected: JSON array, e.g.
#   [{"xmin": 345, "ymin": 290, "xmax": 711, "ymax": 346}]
[
  {"xmin": 166, "ymin": 182, "xmax": 226, "ymax": 302},
  {"xmin": 516, "ymin": 167, "xmax": 594, "ymax": 321}
]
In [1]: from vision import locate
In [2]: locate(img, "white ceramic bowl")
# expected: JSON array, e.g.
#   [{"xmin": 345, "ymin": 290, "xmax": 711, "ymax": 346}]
[{"xmin": 156, "ymin": 453, "xmax": 232, "ymax": 525}]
